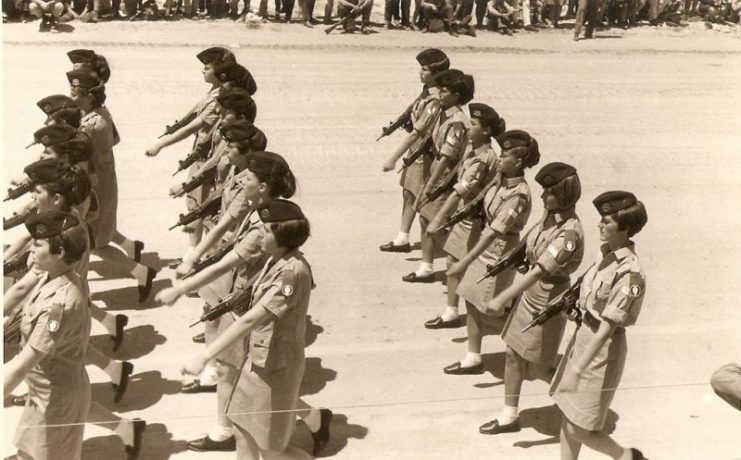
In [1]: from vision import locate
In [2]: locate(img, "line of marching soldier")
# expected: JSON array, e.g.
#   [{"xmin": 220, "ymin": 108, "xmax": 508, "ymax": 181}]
[
  {"xmin": 379, "ymin": 48, "xmax": 650, "ymax": 460},
  {"xmin": 144, "ymin": 46, "xmax": 332, "ymax": 458},
  {"xmin": 3, "ymin": 49, "xmax": 153, "ymax": 459}
]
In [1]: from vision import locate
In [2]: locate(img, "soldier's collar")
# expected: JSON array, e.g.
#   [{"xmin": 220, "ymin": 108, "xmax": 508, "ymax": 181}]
[
  {"xmin": 473, "ymin": 141, "xmax": 491, "ymax": 155},
  {"xmin": 503, "ymin": 175, "xmax": 525, "ymax": 188},
  {"xmin": 443, "ymin": 105, "xmax": 460, "ymax": 118},
  {"xmin": 600, "ymin": 241, "xmax": 634, "ymax": 261},
  {"xmin": 551, "ymin": 207, "xmax": 576, "ymax": 223}
]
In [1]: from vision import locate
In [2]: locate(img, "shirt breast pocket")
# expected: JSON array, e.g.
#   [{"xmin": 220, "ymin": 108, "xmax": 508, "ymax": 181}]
[
  {"xmin": 249, "ymin": 332, "xmax": 272, "ymax": 368},
  {"xmin": 594, "ymin": 272, "xmax": 616, "ymax": 303}
]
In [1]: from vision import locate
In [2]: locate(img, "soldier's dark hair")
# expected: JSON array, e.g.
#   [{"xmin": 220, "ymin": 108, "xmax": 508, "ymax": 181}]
[
  {"xmin": 41, "ymin": 166, "xmax": 91, "ymax": 209},
  {"xmin": 254, "ymin": 168, "xmax": 297, "ymax": 200},
  {"xmin": 269, "ymin": 217, "xmax": 311, "ymax": 250},
  {"xmin": 48, "ymin": 108, "xmax": 82, "ymax": 129},
  {"xmin": 546, "ymin": 174, "xmax": 581, "ymax": 208},
  {"xmin": 47, "ymin": 221, "xmax": 88, "ymax": 265},
  {"xmin": 611, "ymin": 202, "xmax": 647, "ymax": 237}
]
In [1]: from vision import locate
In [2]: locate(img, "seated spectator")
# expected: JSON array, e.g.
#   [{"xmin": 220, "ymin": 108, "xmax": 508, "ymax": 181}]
[
  {"xmin": 487, "ymin": 0, "xmax": 517, "ymax": 33},
  {"xmin": 337, "ymin": 0, "xmax": 373, "ymax": 32},
  {"xmin": 29, "ymin": 0, "xmax": 75, "ymax": 30},
  {"xmin": 420, "ymin": 0, "xmax": 453, "ymax": 32}
]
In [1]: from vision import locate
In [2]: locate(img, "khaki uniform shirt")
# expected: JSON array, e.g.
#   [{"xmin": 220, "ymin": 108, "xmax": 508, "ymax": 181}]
[{"xmin": 527, "ymin": 209, "xmax": 585, "ymax": 282}]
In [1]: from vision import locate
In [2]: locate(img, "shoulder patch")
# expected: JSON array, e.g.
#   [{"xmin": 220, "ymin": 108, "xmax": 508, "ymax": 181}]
[
  {"xmin": 626, "ymin": 272, "xmax": 644, "ymax": 298},
  {"xmin": 563, "ymin": 229, "xmax": 578, "ymax": 252},
  {"xmin": 46, "ymin": 303, "xmax": 64, "ymax": 334},
  {"xmin": 282, "ymin": 285, "xmax": 294, "ymax": 297}
]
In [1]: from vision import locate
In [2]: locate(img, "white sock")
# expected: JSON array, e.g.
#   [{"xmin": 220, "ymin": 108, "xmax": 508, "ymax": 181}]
[
  {"xmin": 497, "ymin": 405, "xmax": 519, "ymax": 424},
  {"xmin": 104, "ymin": 360, "xmax": 123, "ymax": 383},
  {"xmin": 440, "ymin": 306, "xmax": 459, "ymax": 321},
  {"xmin": 114, "ymin": 419, "xmax": 134, "ymax": 446},
  {"xmin": 207, "ymin": 424, "xmax": 233, "ymax": 442},
  {"xmin": 303, "ymin": 408, "xmax": 321, "ymax": 433},
  {"xmin": 416, "ymin": 262, "xmax": 433, "ymax": 276},
  {"xmin": 460, "ymin": 352, "xmax": 481, "ymax": 368},
  {"xmin": 132, "ymin": 263, "xmax": 148, "ymax": 284},
  {"xmin": 199, "ymin": 362, "xmax": 219, "ymax": 386},
  {"xmin": 393, "ymin": 232, "xmax": 410, "ymax": 246}
]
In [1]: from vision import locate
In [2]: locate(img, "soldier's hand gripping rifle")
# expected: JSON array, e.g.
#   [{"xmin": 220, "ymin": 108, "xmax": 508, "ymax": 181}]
[
  {"xmin": 430, "ymin": 174, "xmax": 502, "ymax": 233},
  {"xmin": 521, "ymin": 265, "xmax": 594, "ymax": 333},
  {"xmin": 4, "ymin": 251, "xmax": 30, "ymax": 276},
  {"xmin": 159, "ymin": 109, "xmax": 198, "ymax": 139},
  {"xmin": 377, "ymin": 106, "xmax": 414, "ymax": 141},
  {"xmin": 4, "ymin": 181, "xmax": 34, "ymax": 202},
  {"xmin": 189, "ymin": 288, "xmax": 252, "ymax": 327},
  {"xmin": 172, "ymin": 167, "xmax": 217, "ymax": 198},
  {"xmin": 397, "ymin": 137, "xmax": 433, "ymax": 173},
  {"xmin": 169, "ymin": 194, "xmax": 222, "ymax": 230},
  {"xmin": 476, "ymin": 243, "xmax": 529, "ymax": 284},
  {"xmin": 4, "ymin": 208, "xmax": 34, "ymax": 231},
  {"xmin": 172, "ymin": 140, "xmax": 212, "ymax": 177},
  {"xmin": 325, "ymin": 0, "xmax": 368, "ymax": 34},
  {"xmin": 415, "ymin": 166, "xmax": 460, "ymax": 211},
  {"xmin": 181, "ymin": 242, "xmax": 236, "ymax": 279}
]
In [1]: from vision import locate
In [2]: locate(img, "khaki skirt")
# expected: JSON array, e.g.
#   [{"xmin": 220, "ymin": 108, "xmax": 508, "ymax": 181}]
[
  {"xmin": 457, "ymin": 234, "xmax": 520, "ymax": 313},
  {"xmin": 442, "ymin": 218, "xmax": 482, "ymax": 261},
  {"xmin": 399, "ymin": 157, "xmax": 431, "ymax": 199}
]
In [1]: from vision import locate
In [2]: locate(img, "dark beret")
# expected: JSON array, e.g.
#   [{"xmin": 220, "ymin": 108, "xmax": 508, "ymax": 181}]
[
  {"xmin": 37, "ymin": 95, "xmax": 77, "ymax": 115},
  {"xmin": 66, "ymin": 70, "xmax": 102, "ymax": 89},
  {"xmin": 498, "ymin": 130, "xmax": 531, "ymax": 150},
  {"xmin": 246, "ymin": 151, "xmax": 289, "ymax": 177},
  {"xmin": 416, "ymin": 48, "xmax": 450, "ymax": 72},
  {"xmin": 67, "ymin": 49, "xmax": 96, "ymax": 64},
  {"xmin": 23, "ymin": 159, "xmax": 71, "ymax": 184},
  {"xmin": 435, "ymin": 69, "xmax": 474, "ymax": 104},
  {"xmin": 33, "ymin": 124, "xmax": 78, "ymax": 147},
  {"xmin": 535, "ymin": 162, "xmax": 577, "ymax": 188},
  {"xmin": 593, "ymin": 191, "xmax": 638, "ymax": 216},
  {"xmin": 25, "ymin": 210, "xmax": 80, "ymax": 239},
  {"xmin": 257, "ymin": 199, "xmax": 305, "ymax": 223},
  {"xmin": 214, "ymin": 62, "xmax": 257, "ymax": 95},
  {"xmin": 196, "ymin": 47, "xmax": 235, "ymax": 65},
  {"xmin": 469, "ymin": 103, "xmax": 504, "ymax": 133},
  {"xmin": 221, "ymin": 119, "xmax": 258, "ymax": 143}
]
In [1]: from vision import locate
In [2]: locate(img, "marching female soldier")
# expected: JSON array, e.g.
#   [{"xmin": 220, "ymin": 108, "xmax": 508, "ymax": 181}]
[
  {"xmin": 478, "ymin": 162, "xmax": 584, "ymax": 435},
  {"xmin": 405, "ymin": 69, "xmax": 474, "ymax": 284},
  {"xmin": 550, "ymin": 191, "xmax": 648, "ymax": 460},
  {"xmin": 181, "ymin": 199, "xmax": 319, "ymax": 460},
  {"xmin": 4, "ymin": 211, "xmax": 91, "ymax": 460},
  {"xmin": 381, "ymin": 48, "xmax": 449, "ymax": 255},
  {"xmin": 68, "ymin": 70, "xmax": 157, "ymax": 302},
  {"xmin": 440, "ymin": 131, "xmax": 540, "ymax": 375},
  {"xmin": 424, "ymin": 103, "xmax": 505, "ymax": 330}
]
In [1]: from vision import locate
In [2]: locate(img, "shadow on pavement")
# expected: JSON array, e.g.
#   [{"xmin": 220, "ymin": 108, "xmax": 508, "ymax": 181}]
[
  {"xmin": 89, "ymin": 324, "xmax": 168, "ymax": 361},
  {"xmin": 91, "ymin": 278, "xmax": 173, "ymax": 310},
  {"xmin": 83, "ymin": 422, "xmax": 189, "ymax": 460},
  {"xmin": 91, "ymin": 370, "xmax": 183, "ymax": 412},
  {"xmin": 305, "ymin": 314, "xmax": 324, "ymax": 347},
  {"xmin": 512, "ymin": 404, "xmax": 619, "ymax": 448},
  {"xmin": 290, "ymin": 412, "xmax": 369, "ymax": 458},
  {"xmin": 300, "ymin": 357, "xmax": 338, "ymax": 397}
]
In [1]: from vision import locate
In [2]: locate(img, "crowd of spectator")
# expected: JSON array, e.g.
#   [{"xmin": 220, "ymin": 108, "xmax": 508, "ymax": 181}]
[{"xmin": 3, "ymin": 0, "xmax": 740, "ymax": 36}]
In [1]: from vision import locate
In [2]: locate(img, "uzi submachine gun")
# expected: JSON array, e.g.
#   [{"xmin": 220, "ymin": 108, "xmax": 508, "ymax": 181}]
[
  {"xmin": 521, "ymin": 265, "xmax": 594, "ymax": 333},
  {"xmin": 189, "ymin": 288, "xmax": 253, "ymax": 327},
  {"xmin": 173, "ymin": 140, "xmax": 212, "ymax": 177},
  {"xmin": 476, "ymin": 243, "xmax": 529, "ymax": 284},
  {"xmin": 4, "ymin": 251, "xmax": 31, "ymax": 276},
  {"xmin": 181, "ymin": 242, "xmax": 236, "ymax": 279},
  {"xmin": 377, "ymin": 106, "xmax": 414, "ymax": 141},
  {"xmin": 415, "ymin": 166, "xmax": 460, "ymax": 210},
  {"xmin": 159, "ymin": 109, "xmax": 197, "ymax": 139},
  {"xmin": 169, "ymin": 194, "xmax": 222, "ymax": 230},
  {"xmin": 397, "ymin": 137, "xmax": 433, "ymax": 173},
  {"xmin": 172, "ymin": 167, "xmax": 217, "ymax": 198},
  {"xmin": 4, "ymin": 208, "xmax": 34, "ymax": 231},
  {"xmin": 4, "ymin": 181, "xmax": 34, "ymax": 202}
]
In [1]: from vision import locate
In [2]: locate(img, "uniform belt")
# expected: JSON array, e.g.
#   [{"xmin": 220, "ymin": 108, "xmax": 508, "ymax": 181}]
[
  {"xmin": 541, "ymin": 275, "xmax": 570, "ymax": 284},
  {"xmin": 583, "ymin": 310, "xmax": 601, "ymax": 329}
]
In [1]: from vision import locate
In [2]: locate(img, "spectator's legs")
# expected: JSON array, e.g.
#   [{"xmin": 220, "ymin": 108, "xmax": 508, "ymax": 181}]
[
  {"xmin": 584, "ymin": 0, "xmax": 598, "ymax": 35},
  {"xmin": 283, "ymin": 0, "xmax": 294, "ymax": 20},
  {"xmin": 400, "ymin": 0, "xmax": 411, "ymax": 24},
  {"xmin": 323, "ymin": 0, "xmax": 333, "ymax": 21},
  {"xmin": 474, "ymin": 0, "xmax": 487, "ymax": 25},
  {"xmin": 574, "ymin": 0, "xmax": 588, "ymax": 36}
]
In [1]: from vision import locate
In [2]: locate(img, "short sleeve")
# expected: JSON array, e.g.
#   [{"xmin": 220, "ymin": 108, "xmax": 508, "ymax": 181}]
[
  {"xmin": 488, "ymin": 195, "xmax": 527, "ymax": 235},
  {"xmin": 198, "ymin": 97, "xmax": 219, "ymax": 127},
  {"xmin": 536, "ymin": 229, "xmax": 580, "ymax": 274},
  {"xmin": 413, "ymin": 99, "xmax": 441, "ymax": 136},
  {"xmin": 27, "ymin": 303, "xmax": 65, "ymax": 355},
  {"xmin": 258, "ymin": 268, "xmax": 297, "ymax": 319},
  {"xmin": 225, "ymin": 189, "xmax": 252, "ymax": 222},
  {"xmin": 439, "ymin": 122, "xmax": 468, "ymax": 160},
  {"xmin": 453, "ymin": 157, "xmax": 486, "ymax": 199},
  {"xmin": 601, "ymin": 272, "xmax": 645, "ymax": 326},
  {"xmin": 234, "ymin": 227, "xmax": 264, "ymax": 268}
]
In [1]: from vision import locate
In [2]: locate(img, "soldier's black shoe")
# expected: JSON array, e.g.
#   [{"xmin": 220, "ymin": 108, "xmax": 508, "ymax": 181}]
[
  {"xmin": 425, "ymin": 316, "xmax": 461, "ymax": 329},
  {"xmin": 402, "ymin": 272, "xmax": 435, "ymax": 283},
  {"xmin": 311, "ymin": 409, "xmax": 333, "ymax": 456},
  {"xmin": 133, "ymin": 240, "xmax": 144, "ymax": 263},
  {"xmin": 630, "ymin": 448, "xmax": 647, "ymax": 460},
  {"xmin": 444, "ymin": 362, "xmax": 484, "ymax": 375},
  {"xmin": 187, "ymin": 435, "xmax": 236, "ymax": 452},
  {"xmin": 111, "ymin": 314, "xmax": 129, "ymax": 352},
  {"xmin": 192, "ymin": 332, "xmax": 206, "ymax": 343},
  {"xmin": 479, "ymin": 419, "xmax": 521, "ymax": 435},
  {"xmin": 125, "ymin": 419, "xmax": 146, "ymax": 460},
  {"xmin": 113, "ymin": 361, "xmax": 134, "ymax": 403},
  {"xmin": 379, "ymin": 241, "xmax": 412, "ymax": 253},
  {"xmin": 137, "ymin": 267, "xmax": 157, "ymax": 303}
]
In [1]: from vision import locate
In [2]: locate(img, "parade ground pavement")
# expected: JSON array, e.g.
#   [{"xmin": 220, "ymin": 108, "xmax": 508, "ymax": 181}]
[{"xmin": 3, "ymin": 18, "xmax": 741, "ymax": 459}]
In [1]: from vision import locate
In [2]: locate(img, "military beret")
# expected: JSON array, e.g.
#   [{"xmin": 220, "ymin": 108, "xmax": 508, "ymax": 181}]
[
  {"xmin": 593, "ymin": 191, "xmax": 638, "ymax": 216},
  {"xmin": 214, "ymin": 63, "xmax": 257, "ymax": 95},
  {"xmin": 66, "ymin": 70, "xmax": 102, "ymax": 89},
  {"xmin": 23, "ymin": 159, "xmax": 71, "ymax": 184},
  {"xmin": 469, "ymin": 103, "xmax": 504, "ymax": 133},
  {"xmin": 196, "ymin": 47, "xmax": 235, "ymax": 65},
  {"xmin": 25, "ymin": 210, "xmax": 80, "ymax": 239},
  {"xmin": 498, "ymin": 130, "xmax": 531, "ymax": 150},
  {"xmin": 246, "ymin": 151, "xmax": 289, "ymax": 177},
  {"xmin": 257, "ymin": 199, "xmax": 304, "ymax": 223},
  {"xmin": 535, "ymin": 162, "xmax": 577, "ymax": 188},
  {"xmin": 221, "ymin": 119, "xmax": 259, "ymax": 143},
  {"xmin": 416, "ymin": 48, "xmax": 450, "ymax": 72},
  {"xmin": 217, "ymin": 86, "xmax": 255, "ymax": 111},
  {"xmin": 37, "ymin": 95, "xmax": 78, "ymax": 115},
  {"xmin": 33, "ymin": 124, "xmax": 78, "ymax": 147},
  {"xmin": 435, "ymin": 69, "xmax": 475, "ymax": 104},
  {"xmin": 67, "ymin": 49, "xmax": 96, "ymax": 64}
]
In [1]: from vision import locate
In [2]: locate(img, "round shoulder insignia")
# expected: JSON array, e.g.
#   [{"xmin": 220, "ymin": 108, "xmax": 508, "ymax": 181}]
[
  {"xmin": 629, "ymin": 284, "xmax": 641, "ymax": 297},
  {"xmin": 564, "ymin": 240, "xmax": 575, "ymax": 252},
  {"xmin": 282, "ymin": 285, "xmax": 294, "ymax": 297},
  {"xmin": 47, "ymin": 320, "xmax": 60, "ymax": 332}
]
